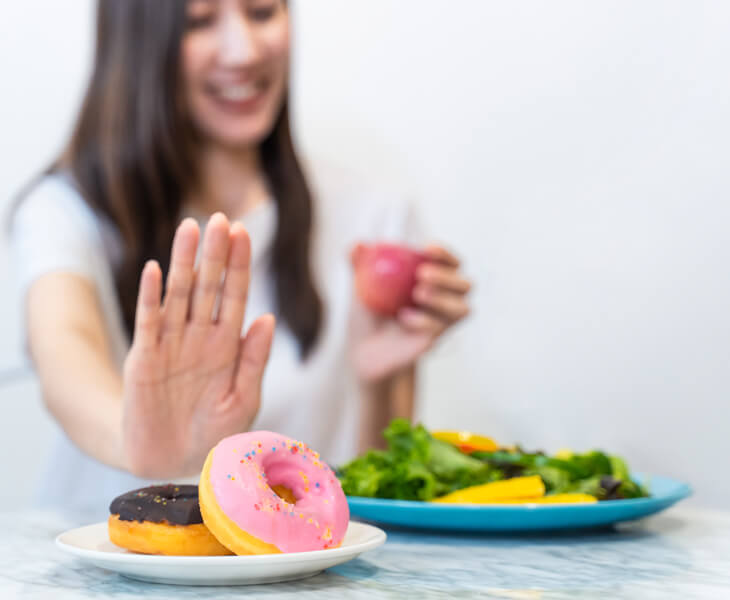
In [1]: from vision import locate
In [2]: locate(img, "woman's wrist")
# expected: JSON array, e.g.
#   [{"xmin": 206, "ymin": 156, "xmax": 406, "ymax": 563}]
[
  {"xmin": 357, "ymin": 377, "xmax": 392, "ymax": 453},
  {"xmin": 356, "ymin": 365, "xmax": 416, "ymax": 453},
  {"xmin": 353, "ymin": 337, "xmax": 421, "ymax": 385}
]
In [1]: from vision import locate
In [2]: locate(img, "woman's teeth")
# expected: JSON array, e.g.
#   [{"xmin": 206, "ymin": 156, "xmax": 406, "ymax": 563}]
[{"xmin": 218, "ymin": 84, "xmax": 259, "ymax": 101}]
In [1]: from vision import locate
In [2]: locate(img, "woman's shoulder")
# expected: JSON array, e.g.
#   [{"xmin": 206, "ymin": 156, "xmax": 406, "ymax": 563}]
[
  {"xmin": 9, "ymin": 172, "xmax": 125, "ymax": 282},
  {"xmin": 11, "ymin": 173, "xmax": 99, "ymax": 237}
]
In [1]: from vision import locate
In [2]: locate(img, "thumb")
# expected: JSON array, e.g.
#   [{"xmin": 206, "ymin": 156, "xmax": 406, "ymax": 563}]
[{"xmin": 234, "ymin": 313, "xmax": 276, "ymax": 396}]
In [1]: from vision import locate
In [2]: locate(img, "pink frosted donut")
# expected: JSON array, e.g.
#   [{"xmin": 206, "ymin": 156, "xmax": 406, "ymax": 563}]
[{"xmin": 199, "ymin": 431, "xmax": 350, "ymax": 554}]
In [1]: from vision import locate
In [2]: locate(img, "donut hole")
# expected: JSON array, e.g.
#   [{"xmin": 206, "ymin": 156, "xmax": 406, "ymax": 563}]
[
  {"xmin": 264, "ymin": 457, "xmax": 306, "ymax": 505},
  {"xmin": 271, "ymin": 485, "xmax": 298, "ymax": 505}
]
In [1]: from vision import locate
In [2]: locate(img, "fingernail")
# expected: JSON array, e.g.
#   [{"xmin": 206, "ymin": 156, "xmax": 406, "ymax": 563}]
[{"xmin": 211, "ymin": 212, "xmax": 230, "ymax": 225}]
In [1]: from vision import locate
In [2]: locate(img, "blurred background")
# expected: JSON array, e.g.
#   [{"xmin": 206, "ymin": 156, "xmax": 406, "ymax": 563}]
[{"xmin": 0, "ymin": 0, "xmax": 728, "ymax": 509}]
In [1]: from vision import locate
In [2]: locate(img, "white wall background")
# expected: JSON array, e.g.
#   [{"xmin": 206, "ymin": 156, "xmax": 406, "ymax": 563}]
[{"xmin": 1, "ymin": 1, "xmax": 728, "ymax": 509}]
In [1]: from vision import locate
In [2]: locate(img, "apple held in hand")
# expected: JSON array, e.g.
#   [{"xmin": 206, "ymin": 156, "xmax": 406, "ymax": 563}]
[{"xmin": 352, "ymin": 243, "xmax": 426, "ymax": 316}]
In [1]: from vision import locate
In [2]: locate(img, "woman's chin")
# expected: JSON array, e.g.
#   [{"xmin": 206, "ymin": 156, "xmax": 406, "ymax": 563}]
[{"xmin": 205, "ymin": 125, "xmax": 274, "ymax": 151}]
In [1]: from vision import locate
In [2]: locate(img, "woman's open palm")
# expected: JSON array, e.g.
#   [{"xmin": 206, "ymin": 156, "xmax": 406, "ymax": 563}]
[{"xmin": 122, "ymin": 213, "xmax": 274, "ymax": 478}]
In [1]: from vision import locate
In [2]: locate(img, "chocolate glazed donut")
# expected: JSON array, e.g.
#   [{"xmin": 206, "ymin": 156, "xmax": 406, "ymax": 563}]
[
  {"xmin": 110, "ymin": 485, "xmax": 203, "ymax": 525},
  {"xmin": 108, "ymin": 484, "xmax": 232, "ymax": 556}
]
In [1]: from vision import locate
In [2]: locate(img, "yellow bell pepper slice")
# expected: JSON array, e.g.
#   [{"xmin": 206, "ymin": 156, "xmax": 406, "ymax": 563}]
[
  {"xmin": 554, "ymin": 448, "xmax": 574, "ymax": 460},
  {"xmin": 485, "ymin": 493, "xmax": 597, "ymax": 505},
  {"xmin": 432, "ymin": 430, "xmax": 499, "ymax": 454},
  {"xmin": 431, "ymin": 475, "xmax": 545, "ymax": 504}
]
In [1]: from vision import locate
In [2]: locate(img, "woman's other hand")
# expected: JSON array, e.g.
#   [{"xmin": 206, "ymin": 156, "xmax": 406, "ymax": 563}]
[
  {"xmin": 351, "ymin": 244, "xmax": 471, "ymax": 382},
  {"xmin": 122, "ymin": 213, "xmax": 275, "ymax": 478}
]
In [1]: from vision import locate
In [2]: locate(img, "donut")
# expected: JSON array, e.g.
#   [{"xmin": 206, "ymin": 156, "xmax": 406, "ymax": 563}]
[
  {"xmin": 108, "ymin": 484, "xmax": 232, "ymax": 556},
  {"xmin": 199, "ymin": 432, "xmax": 350, "ymax": 555}
]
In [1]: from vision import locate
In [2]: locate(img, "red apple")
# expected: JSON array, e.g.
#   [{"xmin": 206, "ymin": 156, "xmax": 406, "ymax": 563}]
[{"xmin": 352, "ymin": 243, "xmax": 426, "ymax": 316}]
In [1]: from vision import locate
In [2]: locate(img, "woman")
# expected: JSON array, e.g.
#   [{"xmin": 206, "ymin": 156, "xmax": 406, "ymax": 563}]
[{"xmin": 10, "ymin": 0, "xmax": 470, "ymax": 516}]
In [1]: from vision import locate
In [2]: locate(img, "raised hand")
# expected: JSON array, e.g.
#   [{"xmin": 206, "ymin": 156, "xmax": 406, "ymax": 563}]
[{"xmin": 122, "ymin": 213, "xmax": 275, "ymax": 478}]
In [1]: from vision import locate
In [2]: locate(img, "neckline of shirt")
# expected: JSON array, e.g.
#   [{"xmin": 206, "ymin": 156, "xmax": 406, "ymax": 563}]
[{"xmin": 184, "ymin": 200, "xmax": 277, "ymax": 268}]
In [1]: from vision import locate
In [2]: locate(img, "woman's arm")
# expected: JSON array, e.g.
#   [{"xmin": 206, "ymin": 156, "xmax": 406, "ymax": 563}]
[
  {"xmin": 357, "ymin": 365, "xmax": 415, "ymax": 453},
  {"xmin": 26, "ymin": 272, "xmax": 127, "ymax": 470},
  {"xmin": 352, "ymin": 244, "xmax": 470, "ymax": 453},
  {"xmin": 25, "ymin": 215, "xmax": 274, "ymax": 479}
]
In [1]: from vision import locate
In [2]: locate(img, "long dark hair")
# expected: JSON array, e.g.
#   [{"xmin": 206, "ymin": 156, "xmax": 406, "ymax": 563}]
[{"xmin": 47, "ymin": 0, "xmax": 322, "ymax": 357}]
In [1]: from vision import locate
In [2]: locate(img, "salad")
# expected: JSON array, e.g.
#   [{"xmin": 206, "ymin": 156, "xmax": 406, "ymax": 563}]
[{"xmin": 337, "ymin": 419, "xmax": 649, "ymax": 504}]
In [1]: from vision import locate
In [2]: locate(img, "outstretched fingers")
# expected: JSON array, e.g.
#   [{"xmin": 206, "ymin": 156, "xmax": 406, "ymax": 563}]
[
  {"xmin": 134, "ymin": 260, "xmax": 163, "ymax": 350},
  {"xmin": 190, "ymin": 212, "xmax": 231, "ymax": 326},
  {"xmin": 161, "ymin": 218, "xmax": 199, "ymax": 336},
  {"xmin": 218, "ymin": 222, "xmax": 252, "ymax": 332},
  {"xmin": 233, "ymin": 314, "xmax": 275, "ymax": 398}
]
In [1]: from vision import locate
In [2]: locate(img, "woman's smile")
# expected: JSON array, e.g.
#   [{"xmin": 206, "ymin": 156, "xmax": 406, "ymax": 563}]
[{"xmin": 204, "ymin": 77, "xmax": 270, "ymax": 114}]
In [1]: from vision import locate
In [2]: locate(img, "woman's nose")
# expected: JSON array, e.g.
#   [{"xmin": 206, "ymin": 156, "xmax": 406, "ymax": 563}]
[{"xmin": 217, "ymin": 12, "xmax": 260, "ymax": 67}]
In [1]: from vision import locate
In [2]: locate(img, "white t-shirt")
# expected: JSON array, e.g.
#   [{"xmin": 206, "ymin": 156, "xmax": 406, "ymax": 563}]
[{"xmin": 10, "ymin": 163, "xmax": 425, "ymax": 518}]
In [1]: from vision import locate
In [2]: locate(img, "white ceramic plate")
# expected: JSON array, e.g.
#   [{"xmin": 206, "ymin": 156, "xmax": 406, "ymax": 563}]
[{"xmin": 56, "ymin": 521, "xmax": 386, "ymax": 586}]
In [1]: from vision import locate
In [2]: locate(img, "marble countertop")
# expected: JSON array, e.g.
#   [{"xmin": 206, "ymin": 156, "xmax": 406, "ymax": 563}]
[{"xmin": 1, "ymin": 507, "xmax": 729, "ymax": 599}]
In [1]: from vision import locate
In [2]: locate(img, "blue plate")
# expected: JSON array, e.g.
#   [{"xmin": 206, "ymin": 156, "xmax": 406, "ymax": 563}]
[{"xmin": 346, "ymin": 474, "xmax": 691, "ymax": 532}]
